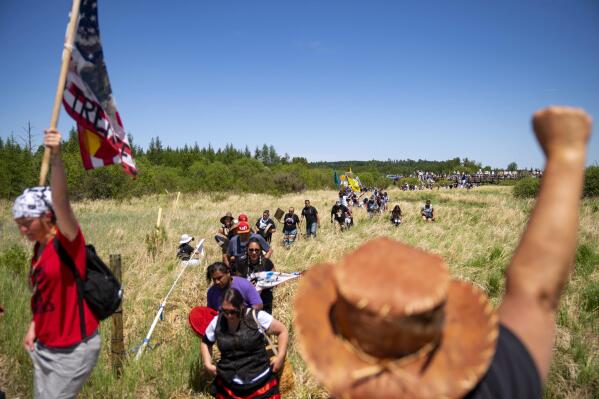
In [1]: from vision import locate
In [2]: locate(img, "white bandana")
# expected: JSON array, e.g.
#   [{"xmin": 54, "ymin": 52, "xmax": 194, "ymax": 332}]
[{"xmin": 12, "ymin": 186, "xmax": 53, "ymax": 219}]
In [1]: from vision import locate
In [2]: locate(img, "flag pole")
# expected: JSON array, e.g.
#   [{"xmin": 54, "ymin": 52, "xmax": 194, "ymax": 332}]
[
  {"xmin": 135, "ymin": 239, "xmax": 206, "ymax": 361},
  {"xmin": 39, "ymin": 0, "xmax": 82, "ymax": 186}
]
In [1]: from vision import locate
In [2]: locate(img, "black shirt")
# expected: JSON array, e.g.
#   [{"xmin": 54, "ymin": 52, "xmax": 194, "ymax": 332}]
[
  {"xmin": 465, "ymin": 324, "xmax": 541, "ymax": 399},
  {"xmin": 233, "ymin": 257, "xmax": 274, "ymax": 279},
  {"xmin": 283, "ymin": 213, "xmax": 300, "ymax": 232},
  {"xmin": 301, "ymin": 206, "xmax": 318, "ymax": 224},
  {"xmin": 176, "ymin": 243, "xmax": 194, "ymax": 260},
  {"xmin": 331, "ymin": 204, "xmax": 349, "ymax": 219}
]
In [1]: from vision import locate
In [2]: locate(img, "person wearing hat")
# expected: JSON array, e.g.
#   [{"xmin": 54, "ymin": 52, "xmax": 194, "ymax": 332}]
[
  {"xmin": 177, "ymin": 234, "xmax": 195, "ymax": 260},
  {"xmin": 224, "ymin": 222, "xmax": 272, "ymax": 268},
  {"xmin": 215, "ymin": 212, "xmax": 235, "ymax": 253},
  {"xmin": 13, "ymin": 129, "xmax": 101, "ymax": 398},
  {"xmin": 294, "ymin": 107, "xmax": 592, "ymax": 398}
]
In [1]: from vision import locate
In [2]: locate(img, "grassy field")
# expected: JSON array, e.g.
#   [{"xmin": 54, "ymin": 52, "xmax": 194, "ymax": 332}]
[{"xmin": 1, "ymin": 186, "xmax": 598, "ymax": 398}]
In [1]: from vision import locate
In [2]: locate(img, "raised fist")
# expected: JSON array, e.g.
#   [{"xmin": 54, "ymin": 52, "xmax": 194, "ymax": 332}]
[{"xmin": 532, "ymin": 107, "xmax": 592, "ymax": 160}]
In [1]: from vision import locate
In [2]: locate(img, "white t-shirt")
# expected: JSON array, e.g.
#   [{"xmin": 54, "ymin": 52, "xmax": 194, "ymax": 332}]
[{"xmin": 204, "ymin": 309, "xmax": 273, "ymax": 343}]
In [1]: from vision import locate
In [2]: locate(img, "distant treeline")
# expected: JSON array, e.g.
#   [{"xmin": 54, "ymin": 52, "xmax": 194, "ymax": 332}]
[
  {"xmin": 0, "ymin": 129, "xmax": 568, "ymax": 200},
  {"xmin": 311, "ymin": 158, "xmax": 488, "ymax": 176}
]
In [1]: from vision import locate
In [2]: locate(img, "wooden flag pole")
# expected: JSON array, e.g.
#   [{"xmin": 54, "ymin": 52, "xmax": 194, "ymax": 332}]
[{"xmin": 39, "ymin": 0, "xmax": 82, "ymax": 186}]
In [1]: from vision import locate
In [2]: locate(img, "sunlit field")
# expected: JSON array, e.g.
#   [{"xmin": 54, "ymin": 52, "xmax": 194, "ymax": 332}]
[{"xmin": 1, "ymin": 186, "xmax": 598, "ymax": 398}]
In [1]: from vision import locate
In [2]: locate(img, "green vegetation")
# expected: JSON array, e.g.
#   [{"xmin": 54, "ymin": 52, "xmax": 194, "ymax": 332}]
[
  {"xmin": 584, "ymin": 166, "xmax": 599, "ymax": 198},
  {"xmin": 513, "ymin": 176, "xmax": 541, "ymax": 198}
]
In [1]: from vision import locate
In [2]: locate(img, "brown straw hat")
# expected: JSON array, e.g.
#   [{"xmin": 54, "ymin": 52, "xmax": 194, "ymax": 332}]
[
  {"xmin": 294, "ymin": 238, "xmax": 499, "ymax": 399},
  {"xmin": 220, "ymin": 211, "xmax": 234, "ymax": 225}
]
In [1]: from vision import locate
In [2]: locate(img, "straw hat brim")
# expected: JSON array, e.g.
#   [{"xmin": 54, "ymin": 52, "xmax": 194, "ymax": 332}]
[
  {"xmin": 294, "ymin": 263, "xmax": 499, "ymax": 399},
  {"xmin": 220, "ymin": 215, "xmax": 234, "ymax": 224}
]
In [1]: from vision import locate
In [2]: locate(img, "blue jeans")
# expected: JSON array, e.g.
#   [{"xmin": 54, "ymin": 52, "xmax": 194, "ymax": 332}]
[
  {"xmin": 305, "ymin": 222, "xmax": 317, "ymax": 238},
  {"xmin": 284, "ymin": 229, "xmax": 297, "ymax": 247}
]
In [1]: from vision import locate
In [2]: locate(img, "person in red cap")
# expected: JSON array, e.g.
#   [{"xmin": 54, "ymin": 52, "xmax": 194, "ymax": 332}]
[{"xmin": 224, "ymin": 221, "xmax": 272, "ymax": 268}]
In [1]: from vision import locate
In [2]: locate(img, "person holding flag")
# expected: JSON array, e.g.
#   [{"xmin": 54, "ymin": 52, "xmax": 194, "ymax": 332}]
[{"xmin": 14, "ymin": 130, "xmax": 101, "ymax": 399}]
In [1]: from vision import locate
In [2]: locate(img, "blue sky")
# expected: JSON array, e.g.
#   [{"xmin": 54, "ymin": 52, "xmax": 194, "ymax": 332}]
[{"xmin": 1, "ymin": 0, "xmax": 598, "ymax": 169}]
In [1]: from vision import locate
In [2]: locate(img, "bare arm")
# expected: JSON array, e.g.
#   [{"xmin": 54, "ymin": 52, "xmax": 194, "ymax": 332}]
[
  {"xmin": 45, "ymin": 129, "xmax": 78, "ymax": 241},
  {"xmin": 266, "ymin": 318, "xmax": 289, "ymax": 372},
  {"xmin": 499, "ymin": 107, "xmax": 592, "ymax": 381},
  {"xmin": 264, "ymin": 247, "xmax": 273, "ymax": 260},
  {"xmin": 200, "ymin": 340, "xmax": 217, "ymax": 376}
]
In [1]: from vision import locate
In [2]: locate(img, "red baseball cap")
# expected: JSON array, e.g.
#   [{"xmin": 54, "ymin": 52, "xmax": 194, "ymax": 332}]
[
  {"xmin": 237, "ymin": 221, "xmax": 250, "ymax": 234},
  {"xmin": 238, "ymin": 213, "xmax": 249, "ymax": 222}
]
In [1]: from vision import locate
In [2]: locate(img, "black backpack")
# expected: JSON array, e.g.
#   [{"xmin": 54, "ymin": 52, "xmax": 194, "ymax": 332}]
[{"xmin": 54, "ymin": 239, "xmax": 123, "ymax": 338}]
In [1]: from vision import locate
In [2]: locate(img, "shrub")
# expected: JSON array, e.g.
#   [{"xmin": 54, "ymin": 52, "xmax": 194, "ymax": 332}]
[
  {"xmin": 513, "ymin": 177, "xmax": 540, "ymax": 198},
  {"xmin": 575, "ymin": 243, "xmax": 599, "ymax": 278},
  {"xmin": 273, "ymin": 172, "xmax": 305, "ymax": 193},
  {"xmin": 581, "ymin": 281, "xmax": 599, "ymax": 313},
  {"xmin": 583, "ymin": 166, "xmax": 599, "ymax": 198},
  {"xmin": 0, "ymin": 244, "xmax": 29, "ymax": 278},
  {"xmin": 434, "ymin": 178, "xmax": 453, "ymax": 188}
]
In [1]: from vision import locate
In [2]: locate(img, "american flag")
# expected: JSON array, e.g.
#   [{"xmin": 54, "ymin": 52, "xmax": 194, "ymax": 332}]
[{"xmin": 62, "ymin": 0, "xmax": 137, "ymax": 176}]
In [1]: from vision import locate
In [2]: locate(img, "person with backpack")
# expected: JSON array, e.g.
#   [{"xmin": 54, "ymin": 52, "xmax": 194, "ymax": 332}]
[
  {"xmin": 200, "ymin": 288, "xmax": 288, "ymax": 398},
  {"xmin": 12, "ymin": 129, "xmax": 101, "ymax": 399}
]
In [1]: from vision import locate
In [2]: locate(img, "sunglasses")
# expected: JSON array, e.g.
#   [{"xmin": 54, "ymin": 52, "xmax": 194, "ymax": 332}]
[
  {"xmin": 16, "ymin": 218, "xmax": 36, "ymax": 228},
  {"xmin": 248, "ymin": 248, "xmax": 261, "ymax": 253},
  {"xmin": 221, "ymin": 309, "xmax": 240, "ymax": 316}
]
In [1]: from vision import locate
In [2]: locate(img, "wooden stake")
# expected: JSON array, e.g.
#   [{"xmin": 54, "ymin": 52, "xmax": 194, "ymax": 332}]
[
  {"xmin": 110, "ymin": 254, "xmax": 124, "ymax": 377},
  {"xmin": 173, "ymin": 191, "xmax": 181, "ymax": 211},
  {"xmin": 156, "ymin": 207, "xmax": 163, "ymax": 229},
  {"xmin": 39, "ymin": 0, "xmax": 82, "ymax": 185}
]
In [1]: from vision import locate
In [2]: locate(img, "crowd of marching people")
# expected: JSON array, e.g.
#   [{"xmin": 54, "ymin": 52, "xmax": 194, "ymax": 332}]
[{"xmin": 7, "ymin": 108, "xmax": 594, "ymax": 399}]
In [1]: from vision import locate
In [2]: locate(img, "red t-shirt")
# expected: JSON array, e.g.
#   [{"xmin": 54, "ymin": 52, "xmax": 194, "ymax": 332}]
[{"xmin": 30, "ymin": 227, "xmax": 99, "ymax": 347}]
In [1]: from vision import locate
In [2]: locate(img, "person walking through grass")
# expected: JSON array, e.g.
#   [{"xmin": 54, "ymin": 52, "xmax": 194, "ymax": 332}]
[
  {"xmin": 301, "ymin": 200, "xmax": 319, "ymax": 239},
  {"xmin": 232, "ymin": 238, "xmax": 276, "ymax": 314},
  {"xmin": 201, "ymin": 288, "xmax": 288, "ymax": 399},
  {"xmin": 224, "ymin": 222, "xmax": 272, "ymax": 267},
  {"xmin": 295, "ymin": 107, "xmax": 592, "ymax": 399},
  {"xmin": 206, "ymin": 262, "xmax": 263, "ymax": 311},
  {"xmin": 282, "ymin": 207, "xmax": 300, "ymax": 248},
  {"xmin": 13, "ymin": 129, "xmax": 101, "ymax": 399},
  {"xmin": 255, "ymin": 210, "xmax": 276, "ymax": 244}
]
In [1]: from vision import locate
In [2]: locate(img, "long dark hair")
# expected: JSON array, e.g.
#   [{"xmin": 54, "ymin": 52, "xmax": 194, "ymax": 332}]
[
  {"xmin": 222, "ymin": 288, "xmax": 244, "ymax": 311},
  {"xmin": 206, "ymin": 262, "xmax": 230, "ymax": 284},
  {"xmin": 245, "ymin": 237, "xmax": 264, "ymax": 265}
]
